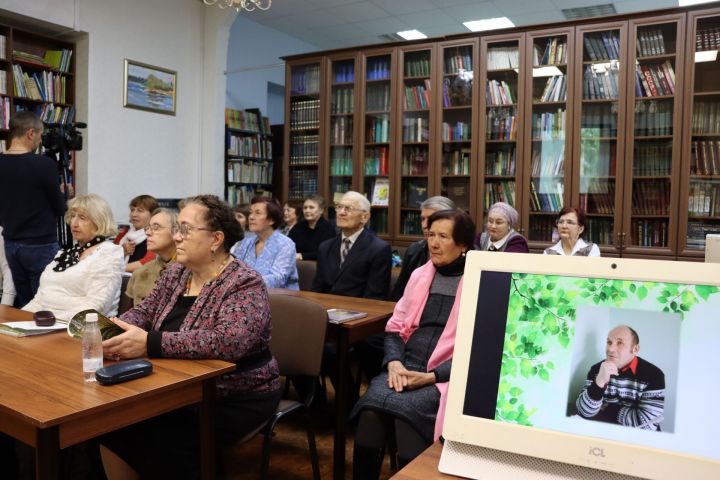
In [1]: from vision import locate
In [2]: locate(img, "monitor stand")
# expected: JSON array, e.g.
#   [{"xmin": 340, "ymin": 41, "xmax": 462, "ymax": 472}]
[{"xmin": 439, "ymin": 440, "xmax": 645, "ymax": 480}]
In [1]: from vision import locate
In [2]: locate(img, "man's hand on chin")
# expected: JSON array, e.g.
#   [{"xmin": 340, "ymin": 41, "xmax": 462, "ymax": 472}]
[{"xmin": 595, "ymin": 360, "xmax": 619, "ymax": 388}]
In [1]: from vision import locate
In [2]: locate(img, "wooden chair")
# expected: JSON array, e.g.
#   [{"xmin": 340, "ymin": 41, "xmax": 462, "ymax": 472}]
[
  {"xmin": 118, "ymin": 274, "xmax": 133, "ymax": 314},
  {"xmin": 296, "ymin": 260, "xmax": 317, "ymax": 291}
]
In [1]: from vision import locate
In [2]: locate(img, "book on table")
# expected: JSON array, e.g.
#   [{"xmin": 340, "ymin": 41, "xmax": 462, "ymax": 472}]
[
  {"xmin": 0, "ymin": 320, "xmax": 67, "ymax": 337},
  {"xmin": 327, "ymin": 309, "xmax": 368, "ymax": 324}
]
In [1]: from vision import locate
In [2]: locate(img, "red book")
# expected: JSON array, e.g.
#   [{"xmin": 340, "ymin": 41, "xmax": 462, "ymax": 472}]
[
  {"xmin": 380, "ymin": 147, "xmax": 388, "ymax": 176},
  {"xmin": 640, "ymin": 65, "xmax": 658, "ymax": 97}
]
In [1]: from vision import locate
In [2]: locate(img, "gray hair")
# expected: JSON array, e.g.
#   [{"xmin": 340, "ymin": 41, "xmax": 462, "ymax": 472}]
[
  {"xmin": 151, "ymin": 207, "xmax": 178, "ymax": 227},
  {"xmin": 342, "ymin": 191, "xmax": 370, "ymax": 213},
  {"xmin": 421, "ymin": 195, "xmax": 455, "ymax": 211},
  {"xmin": 488, "ymin": 202, "xmax": 519, "ymax": 228}
]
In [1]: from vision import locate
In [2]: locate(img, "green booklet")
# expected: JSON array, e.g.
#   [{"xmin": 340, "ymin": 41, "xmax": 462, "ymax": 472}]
[{"xmin": 67, "ymin": 309, "xmax": 124, "ymax": 340}]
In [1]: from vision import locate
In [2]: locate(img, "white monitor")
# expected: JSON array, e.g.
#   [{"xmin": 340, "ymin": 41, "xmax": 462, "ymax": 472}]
[
  {"xmin": 705, "ymin": 234, "xmax": 720, "ymax": 263},
  {"xmin": 441, "ymin": 252, "xmax": 720, "ymax": 480}
]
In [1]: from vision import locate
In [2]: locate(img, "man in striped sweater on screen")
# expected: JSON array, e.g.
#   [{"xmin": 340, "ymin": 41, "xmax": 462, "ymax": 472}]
[{"xmin": 576, "ymin": 325, "xmax": 665, "ymax": 431}]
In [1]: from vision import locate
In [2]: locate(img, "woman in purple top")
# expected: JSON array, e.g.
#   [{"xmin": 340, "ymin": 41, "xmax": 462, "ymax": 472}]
[
  {"xmin": 474, "ymin": 202, "xmax": 529, "ymax": 253},
  {"xmin": 100, "ymin": 195, "xmax": 281, "ymax": 479}
]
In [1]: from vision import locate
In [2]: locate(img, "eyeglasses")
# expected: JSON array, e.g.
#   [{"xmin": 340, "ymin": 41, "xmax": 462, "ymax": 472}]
[
  {"xmin": 144, "ymin": 223, "xmax": 175, "ymax": 234},
  {"xmin": 556, "ymin": 219, "xmax": 578, "ymax": 226},
  {"xmin": 334, "ymin": 204, "xmax": 364, "ymax": 214},
  {"xmin": 174, "ymin": 223, "xmax": 215, "ymax": 239}
]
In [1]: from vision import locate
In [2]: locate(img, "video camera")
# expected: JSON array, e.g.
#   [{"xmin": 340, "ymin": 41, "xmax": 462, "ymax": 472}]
[{"xmin": 42, "ymin": 122, "xmax": 87, "ymax": 166}]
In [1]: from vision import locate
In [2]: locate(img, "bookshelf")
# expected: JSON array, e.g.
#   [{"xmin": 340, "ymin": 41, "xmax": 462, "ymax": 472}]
[{"xmin": 224, "ymin": 107, "xmax": 273, "ymax": 207}]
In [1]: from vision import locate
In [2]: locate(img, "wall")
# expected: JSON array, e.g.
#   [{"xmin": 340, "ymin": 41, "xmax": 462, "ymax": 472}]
[{"xmin": 226, "ymin": 15, "xmax": 319, "ymax": 125}]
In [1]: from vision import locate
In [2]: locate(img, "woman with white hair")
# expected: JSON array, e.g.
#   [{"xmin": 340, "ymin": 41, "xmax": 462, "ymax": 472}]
[
  {"xmin": 474, "ymin": 201, "xmax": 529, "ymax": 253},
  {"xmin": 23, "ymin": 194, "xmax": 125, "ymax": 320}
]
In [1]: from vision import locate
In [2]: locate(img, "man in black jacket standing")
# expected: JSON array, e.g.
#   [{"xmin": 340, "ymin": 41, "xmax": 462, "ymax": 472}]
[{"xmin": 0, "ymin": 112, "xmax": 66, "ymax": 306}]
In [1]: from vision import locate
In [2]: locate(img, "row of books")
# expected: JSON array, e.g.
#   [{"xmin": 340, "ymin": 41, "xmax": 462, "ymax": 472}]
[
  {"xmin": 366, "ymin": 114, "xmax": 390, "ymax": 143},
  {"xmin": 405, "ymin": 56, "xmax": 431, "ymax": 77},
  {"xmin": 289, "ymin": 99, "xmax": 320, "ymax": 129},
  {"xmin": 442, "ymin": 121, "xmax": 471, "ymax": 142},
  {"xmin": 227, "ymin": 160, "xmax": 273, "ymax": 185},
  {"xmin": 443, "ymin": 77, "xmax": 472, "ymax": 108},
  {"xmin": 227, "ymin": 185, "xmax": 269, "ymax": 207},
  {"xmin": 330, "ymin": 180, "xmax": 352, "ymax": 197},
  {"xmin": 486, "ymin": 79, "xmax": 515, "ymax": 105},
  {"xmin": 402, "ymin": 180, "xmax": 428, "ymax": 208},
  {"xmin": 404, "ymin": 80, "xmax": 431, "ymax": 110},
  {"xmin": 330, "ymin": 116, "xmax": 353, "ymax": 145},
  {"xmin": 583, "ymin": 66, "xmax": 619, "ymax": 100},
  {"xmin": 533, "ymin": 37, "xmax": 567, "ymax": 66},
  {"xmin": 0, "ymin": 35, "xmax": 5, "ymax": 60},
  {"xmin": 581, "ymin": 142, "xmax": 617, "ymax": 176},
  {"xmin": 484, "ymin": 180, "xmax": 517, "ymax": 208},
  {"xmin": 529, "ymin": 180, "xmax": 564, "ymax": 212},
  {"xmin": 13, "ymin": 48, "xmax": 72, "ymax": 72},
  {"xmin": 331, "ymin": 86, "xmax": 354, "ymax": 114},
  {"xmin": 532, "ymin": 109, "xmax": 567, "ymax": 140},
  {"xmin": 0, "ymin": 70, "xmax": 6, "ymax": 95},
  {"xmin": 370, "ymin": 208, "xmax": 388, "ymax": 234},
  {"xmin": 486, "ymin": 107, "xmax": 518, "ymax": 140},
  {"xmin": 691, "ymin": 101, "xmax": 720, "ymax": 134},
  {"xmin": 583, "ymin": 32, "xmax": 620, "ymax": 62},
  {"xmin": 487, "ymin": 47, "xmax": 520, "ymax": 70},
  {"xmin": 367, "ymin": 58, "xmax": 391, "ymax": 81},
  {"xmin": 444, "ymin": 47, "xmax": 473, "ymax": 74},
  {"xmin": 637, "ymin": 28, "xmax": 669, "ymax": 57},
  {"xmin": 584, "ymin": 218, "xmax": 614, "ymax": 245},
  {"xmin": 364, "ymin": 146, "xmax": 390, "ymax": 176},
  {"xmin": 288, "ymin": 170, "xmax": 318, "ymax": 200},
  {"xmin": 537, "ymin": 75, "xmax": 567, "ymax": 103},
  {"xmin": 289, "ymin": 134, "xmax": 319, "ymax": 165},
  {"xmin": 12, "ymin": 65, "xmax": 68, "ymax": 103},
  {"xmin": 403, "ymin": 116, "xmax": 430, "ymax": 143},
  {"xmin": 0, "ymin": 97, "xmax": 9, "ymax": 130},
  {"xmin": 442, "ymin": 148, "xmax": 470, "ymax": 175},
  {"xmin": 632, "ymin": 179, "xmax": 670, "ymax": 215},
  {"xmin": 695, "ymin": 27, "xmax": 720, "ymax": 52},
  {"xmin": 580, "ymin": 105, "xmax": 617, "ymax": 137},
  {"xmin": 688, "ymin": 181, "xmax": 720, "ymax": 217},
  {"xmin": 225, "ymin": 108, "xmax": 270, "ymax": 133},
  {"xmin": 632, "ymin": 219, "xmax": 668, "ymax": 248},
  {"xmin": 686, "ymin": 221, "xmax": 720, "ymax": 249},
  {"xmin": 290, "ymin": 64, "xmax": 320, "ymax": 95},
  {"xmin": 635, "ymin": 61, "xmax": 676, "ymax": 97},
  {"xmin": 633, "ymin": 143, "xmax": 672, "ymax": 176},
  {"xmin": 333, "ymin": 63, "xmax": 354, "ymax": 84},
  {"xmin": 402, "ymin": 147, "xmax": 429, "ymax": 175},
  {"xmin": 444, "ymin": 178, "xmax": 470, "ymax": 210},
  {"xmin": 34, "ymin": 103, "xmax": 74, "ymax": 124},
  {"xmin": 691, "ymin": 140, "xmax": 720, "ymax": 175},
  {"xmin": 579, "ymin": 182, "xmax": 616, "ymax": 215},
  {"xmin": 330, "ymin": 148, "xmax": 353, "ymax": 176},
  {"xmin": 401, "ymin": 211, "xmax": 423, "ymax": 236},
  {"xmin": 531, "ymin": 145, "xmax": 565, "ymax": 177},
  {"xmin": 485, "ymin": 148, "xmax": 516, "ymax": 176},
  {"xmin": 634, "ymin": 101, "xmax": 673, "ymax": 136},
  {"xmin": 528, "ymin": 217, "xmax": 560, "ymax": 243},
  {"xmin": 227, "ymin": 135, "xmax": 272, "ymax": 159},
  {"xmin": 366, "ymin": 83, "xmax": 391, "ymax": 111}
]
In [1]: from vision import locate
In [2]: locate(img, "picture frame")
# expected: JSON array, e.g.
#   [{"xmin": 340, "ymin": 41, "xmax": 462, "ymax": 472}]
[{"xmin": 123, "ymin": 59, "xmax": 177, "ymax": 115}]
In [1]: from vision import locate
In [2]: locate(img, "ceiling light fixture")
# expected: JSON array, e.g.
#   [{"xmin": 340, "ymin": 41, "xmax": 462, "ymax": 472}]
[
  {"xmin": 463, "ymin": 17, "xmax": 514, "ymax": 33},
  {"xmin": 203, "ymin": 0, "xmax": 271, "ymax": 12},
  {"xmin": 397, "ymin": 30, "xmax": 428, "ymax": 40}
]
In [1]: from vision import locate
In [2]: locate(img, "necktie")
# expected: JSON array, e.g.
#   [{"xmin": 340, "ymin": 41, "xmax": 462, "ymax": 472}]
[{"xmin": 341, "ymin": 238, "xmax": 351, "ymax": 265}]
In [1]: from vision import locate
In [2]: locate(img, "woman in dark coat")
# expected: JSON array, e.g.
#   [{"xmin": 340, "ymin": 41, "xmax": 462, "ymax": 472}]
[{"xmin": 288, "ymin": 193, "xmax": 336, "ymax": 260}]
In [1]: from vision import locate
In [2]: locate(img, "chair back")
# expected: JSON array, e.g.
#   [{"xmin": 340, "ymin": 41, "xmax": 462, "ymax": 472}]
[
  {"xmin": 118, "ymin": 274, "xmax": 133, "ymax": 315},
  {"xmin": 268, "ymin": 293, "xmax": 327, "ymax": 377},
  {"xmin": 296, "ymin": 260, "xmax": 317, "ymax": 291}
]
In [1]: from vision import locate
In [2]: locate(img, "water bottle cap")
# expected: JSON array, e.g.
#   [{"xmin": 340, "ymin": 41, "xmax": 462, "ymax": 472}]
[{"xmin": 86, "ymin": 313, "xmax": 98, "ymax": 323}]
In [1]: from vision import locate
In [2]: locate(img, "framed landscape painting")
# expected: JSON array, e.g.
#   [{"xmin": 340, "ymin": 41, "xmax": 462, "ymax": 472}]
[{"xmin": 123, "ymin": 59, "xmax": 177, "ymax": 115}]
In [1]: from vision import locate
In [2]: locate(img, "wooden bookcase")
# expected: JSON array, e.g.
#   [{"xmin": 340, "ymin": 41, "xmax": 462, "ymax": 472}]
[{"xmin": 282, "ymin": 5, "xmax": 720, "ymax": 257}]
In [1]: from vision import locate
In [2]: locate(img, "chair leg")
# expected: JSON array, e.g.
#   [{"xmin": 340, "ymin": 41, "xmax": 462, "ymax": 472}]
[
  {"xmin": 303, "ymin": 410, "xmax": 321, "ymax": 480},
  {"xmin": 260, "ymin": 426, "xmax": 273, "ymax": 480}
]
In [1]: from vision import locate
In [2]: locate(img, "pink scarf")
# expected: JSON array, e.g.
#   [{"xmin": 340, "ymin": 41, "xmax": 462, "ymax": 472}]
[{"xmin": 385, "ymin": 259, "xmax": 463, "ymax": 441}]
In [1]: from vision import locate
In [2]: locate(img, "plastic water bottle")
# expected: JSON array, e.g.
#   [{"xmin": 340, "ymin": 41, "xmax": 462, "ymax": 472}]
[{"xmin": 82, "ymin": 313, "xmax": 103, "ymax": 382}]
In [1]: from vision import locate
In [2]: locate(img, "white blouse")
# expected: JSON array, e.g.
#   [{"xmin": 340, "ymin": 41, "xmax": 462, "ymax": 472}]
[
  {"xmin": 23, "ymin": 242, "xmax": 125, "ymax": 320},
  {"xmin": 544, "ymin": 238, "xmax": 601, "ymax": 257}
]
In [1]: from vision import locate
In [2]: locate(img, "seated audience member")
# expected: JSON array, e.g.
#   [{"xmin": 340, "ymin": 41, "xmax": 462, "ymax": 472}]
[
  {"xmin": 23, "ymin": 194, "xmax": 125, "ymax": 320},
  {"xmin": 312, "ymin": 191, "xmax": 391, "ymax": 299},
  {"xmin": 114, "ymin": 194, "xmax": 159, "ymax": 273},
  {"xmin": 544, "ymin": 207, "xmax": 601, "ymax": 257},
  {"xmin": 281, "ymin": 200, "xmax": 303, "ymax": 236},
  {"xmin": 100, "ymin": 195, "xmax": 281, "ymax": 479},
  {"xmin": 233, "ymin": 203, "xmax": 250, "ymax": 232},
  {"xmin": 390, "ymin": 196, "xmax": 456, "ymax": 301},
  {"xmin": 0, "ymin": 227, "xmax": 16, "ymax": 306},
  {"xmin": 576, "ymin": 325, "xmax": 664, "ymax": 430},
  {"xmin": 289, "ymin": 193, "xmax": 336, "ymax": 260},
  {"xmin": 474, "ymin": 202, "xmax": 529, "ymax": 253},
  {"xmin": 351, "ymin": 210, "xmax": 475, "ymax": 478},
  {"xmin": 124, "ymin": 208, "xmax": 178, "ymax": 306},
  {"xmin": 231, "ymin": 197, "xmax": 299, "ymax": 290}
]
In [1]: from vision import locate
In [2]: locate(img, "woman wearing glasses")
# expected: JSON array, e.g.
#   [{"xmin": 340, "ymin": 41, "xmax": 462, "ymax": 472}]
[
  {"xmin": 123, "ymin": 208, "xmax": 178, "ymax": 306},
  {"xmin": 100, "ymin": 195, "xmax": 281, "ymax": 479},
  {"xmin": 544, "ymin": 207, "xmax": 601, "ymax": 256},
  {"xmin": 474, "ymin": 201, "xmax": 529, "ymax": 253}
]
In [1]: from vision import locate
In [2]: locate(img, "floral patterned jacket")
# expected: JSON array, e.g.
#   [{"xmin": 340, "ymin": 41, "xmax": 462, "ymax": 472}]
[{"xmin": 120, "ymin": 259, "xmax": 280, "ymax": 397}]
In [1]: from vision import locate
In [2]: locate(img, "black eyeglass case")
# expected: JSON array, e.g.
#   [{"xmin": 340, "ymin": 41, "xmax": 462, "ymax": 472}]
[{"xmin": 95, "ymin": 359, "xmax": 153, "ymax": 385}]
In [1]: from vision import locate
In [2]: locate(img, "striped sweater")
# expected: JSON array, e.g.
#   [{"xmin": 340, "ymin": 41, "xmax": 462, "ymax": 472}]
[{"xmin": 576, "ymin": 356, "xmax": 665, "ymax": 430}]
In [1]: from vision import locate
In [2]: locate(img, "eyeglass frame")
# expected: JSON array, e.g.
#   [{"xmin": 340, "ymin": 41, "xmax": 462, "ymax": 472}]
[
  {"xmin": 144, "ymin": 223, "xmax": 177, "ymax": 234},
  {"xmin": 556, "ymin": 219, "xmax": 579, "ymax": 226},
  {"xmin": 174, "ymin": 222, "xmax": 216, "ymax": 239},
  {"xmin": 334, "ymin": 203, "xmax": 367, "ymax": 214}
]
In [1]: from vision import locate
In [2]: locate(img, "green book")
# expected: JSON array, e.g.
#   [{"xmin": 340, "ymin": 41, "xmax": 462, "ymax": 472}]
[{"xmin": 67, "ymin": 309, "xmax": 124, "ymax": 340}]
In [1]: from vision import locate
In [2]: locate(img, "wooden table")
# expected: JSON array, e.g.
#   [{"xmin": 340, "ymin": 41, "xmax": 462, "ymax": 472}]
[
  {"xmin": 391, "ymin": 442, "xmax": 454, "ymax": 479},
  {"xmin": 0, "ymin": 306, "xmax": 235, "ymax": 480},
  {"xmin": 268, "ymin": 289, "xmax": 396, "ymax": 480}
]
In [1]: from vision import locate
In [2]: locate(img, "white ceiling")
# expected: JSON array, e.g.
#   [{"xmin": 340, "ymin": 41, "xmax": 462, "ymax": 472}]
[{"xmin": 239, "ymin": 0, "xmax": 689, "ymax": 50}]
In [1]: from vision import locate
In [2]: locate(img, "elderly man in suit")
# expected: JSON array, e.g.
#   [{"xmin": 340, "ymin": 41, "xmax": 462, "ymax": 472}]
[{"xmin": 312, "ymin": 191, "xmax": 391, "ymax": 300}]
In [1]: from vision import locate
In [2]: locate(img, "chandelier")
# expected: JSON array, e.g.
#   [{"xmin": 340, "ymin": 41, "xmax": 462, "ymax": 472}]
[{"xmin": 203, "ymin": 0, "xmax": 272, "ymax": 12}]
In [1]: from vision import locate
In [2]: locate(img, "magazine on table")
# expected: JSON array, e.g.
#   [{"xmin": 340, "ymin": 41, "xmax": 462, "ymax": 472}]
[{"xmin": 327, "ymin": 308, "xmax": 368, "ymax": 324}]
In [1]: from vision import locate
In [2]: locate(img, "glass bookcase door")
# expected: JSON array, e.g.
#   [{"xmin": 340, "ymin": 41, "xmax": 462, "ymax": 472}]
[
  {"xmin": 288, "ymin": 61, "xmax": 322, "ymax": 201},
  {"xmin": 481, "ymin": 34, "xmax": 524, "ymax": 233},
  {"xmin": 362, "ymin": 52, "xmax": 393, "ymax": 236},
  {"xmin": 328, "ymin": 57, "xmax": 357, "ymax": 211},
  {"xmin": 399, "ymin": 47, "xmax": 433, "ymax": 239},
  {"xmin": 681, "ymin": 10, "xmax": 720, "ymax": 256},
  {"xmin": 574, "ymin": 24, "xmax": 626, "ymax": 252},
  {"xmin": 624, "ymin": 16, "xmax": 684, "ymax": 255},
  {"xmin": 526, "ymin": 30, "xmax": 571, "ymax": 244}
]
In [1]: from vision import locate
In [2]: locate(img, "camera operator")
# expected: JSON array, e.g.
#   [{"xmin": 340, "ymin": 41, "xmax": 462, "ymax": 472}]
[{"xmin": 0, "ymin": 112, "xmax": 66, "ymax": 307}]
